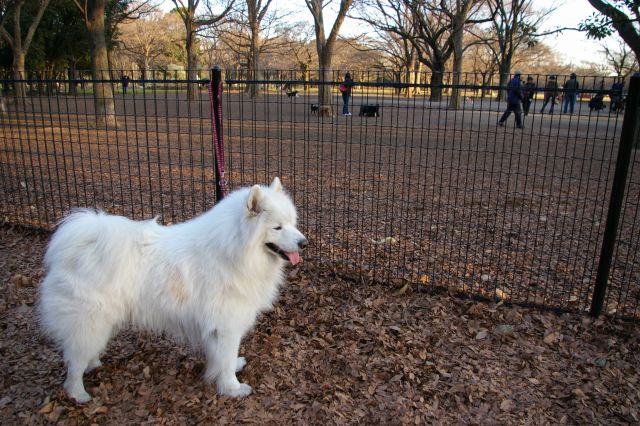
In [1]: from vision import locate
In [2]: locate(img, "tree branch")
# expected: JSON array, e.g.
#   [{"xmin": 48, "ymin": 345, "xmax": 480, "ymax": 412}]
[{"xmin": 23, "ymin": 0, "xmax": 50, "ymax": 53}]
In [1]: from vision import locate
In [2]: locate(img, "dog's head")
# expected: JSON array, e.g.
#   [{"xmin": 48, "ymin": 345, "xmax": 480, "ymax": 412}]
[{"xmin": 246, "ymin": 178, "xmax": 307, "ymax": 265}]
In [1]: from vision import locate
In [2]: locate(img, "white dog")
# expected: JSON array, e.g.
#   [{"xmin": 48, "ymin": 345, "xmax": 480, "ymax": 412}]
[{"xmin": 39, "ymin": 178, "xmax": 307, "ymax": 403}]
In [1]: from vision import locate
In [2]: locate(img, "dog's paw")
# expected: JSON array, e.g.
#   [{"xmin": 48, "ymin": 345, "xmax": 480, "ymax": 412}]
[
  {"xmin": 67, "ymin": 389, "xmax": 92, "ymax": 404},
  {"xmin": 218, "ymin": 383, "xmax": 252, "ymax": 398},
  {"xmin": 235, "ymin": 357, "xmax": 247, "ymax": 373},
  {"xmin": 64, "ymin": 380, "xmax": 92, "ymax": 404}
]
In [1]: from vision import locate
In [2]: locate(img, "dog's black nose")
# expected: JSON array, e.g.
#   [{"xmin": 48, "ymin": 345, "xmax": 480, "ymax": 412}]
[{"xmin": 298, "ymin": 238, "xmax": 308, "ymax": 249}]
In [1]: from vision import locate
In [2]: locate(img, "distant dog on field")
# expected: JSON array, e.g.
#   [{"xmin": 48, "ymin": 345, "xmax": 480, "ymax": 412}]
[
  {"xmin": 310, "ymin": 103, "xmax": 319, "ymax": 114},
  {"xmin": 39, "ymin": 178, "xmax": 307, "ymax": 403},
  {"xmin": 286, "ymin": 91, "xmax": 299, "ymax": 98},
  {"xmin": 359, "ymin": 104, "xmax": 379, "ymax": 117}
]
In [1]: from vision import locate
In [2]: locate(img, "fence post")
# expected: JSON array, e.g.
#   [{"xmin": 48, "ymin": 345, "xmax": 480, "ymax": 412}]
[
  {"xmin": 210, "ymin": 65, "xmax": 225, "ymax": 202},
  {"xmin": 590, "ymin": 72, "xmax": 640, "ymax": 317}
]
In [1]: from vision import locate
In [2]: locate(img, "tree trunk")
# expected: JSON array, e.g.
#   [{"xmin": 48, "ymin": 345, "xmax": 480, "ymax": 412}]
[
  {"xmin": 448, "ymin": 18, "xmax": 465, "ymax": 110},
  {"xmin": 300, "ymin": 63, "xmax": 309, "ymax": 91},
  {"xmin": 429, "ymin": 62, "xmax": 445, "ymax": 102},
  {"xmin": 412, "ymin": 60, "xmax": 422, "ymax": 96},
  {"xmin": 496, "ymin": 61, "xmax": 511, "ymax": 102},
  {"xmin": 68, "ymin": 67, "xmax": 78, "ymax": 96},
  {"xmin": 480, "ymin": 72, "xmax": 491, "ymax": 98},
  {"xmin": 12, "ymin": 50, "xmax": 27, "ymax": 108},
  {"xmin": 246, "ymin": 22, "xmax": 261, "ymax": 98},
  {"xmin": 87, "ymin": 0, "xmax": 117, "ymax": 127},
  {"xmin": 306, "ymin": 0, "xmax": 353, "ymax": 117},
  {"xmin": 317, "ymin": 49, "xmax": 333, "ymax": 117},
  {"xmin": 185, "ymin": 26, "xmax": 198, "ymax": 100}
]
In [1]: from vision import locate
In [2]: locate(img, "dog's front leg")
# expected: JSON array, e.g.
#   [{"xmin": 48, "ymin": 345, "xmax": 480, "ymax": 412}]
[{"xmin": 204, "ymin": 331, "xmax": 252, "ymax": 397}]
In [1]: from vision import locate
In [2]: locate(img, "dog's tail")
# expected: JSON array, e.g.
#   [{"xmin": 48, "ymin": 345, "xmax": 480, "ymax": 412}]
[{"xmin": 44, "ymin": 209, "xmax": 159, "ymax": 285}]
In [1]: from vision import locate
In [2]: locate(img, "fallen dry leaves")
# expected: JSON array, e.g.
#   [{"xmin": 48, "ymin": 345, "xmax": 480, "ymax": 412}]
[{"xmin": 1, "ymin": 225, "xmax": 639, "ymax": 425}]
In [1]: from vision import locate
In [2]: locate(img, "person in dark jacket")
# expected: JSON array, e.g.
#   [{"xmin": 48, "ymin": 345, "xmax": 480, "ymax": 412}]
[
  {"xmin": 562, "ymin": 72, "xmax": 580, "ymax": 114},
  {"xmin": 540, "ymin": 76, "xmax": 558, "ymax": 114},
  {"xmin": 340, "ymin": 72, "xmax": 355, "ymax": 116},
  {"xmin": 522, "ymin": 76, "xmax": 536, "ymax": 116},
  {"xmin": 610, "ymin": 79, "xmax": 624, "ymax": 113},
  {"xmin": 122, "ymin": 75, "xmax": 130, "ymax": 94},
  {"xmin": 498, "ymin": 70, "xmax": 524, "ymax": 129}
]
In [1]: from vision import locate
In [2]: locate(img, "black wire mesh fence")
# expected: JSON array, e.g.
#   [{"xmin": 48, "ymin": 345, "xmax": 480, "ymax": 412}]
[
  {"xmin": 0, "ymin": 70, "xmax": 216, "ymax": 225},
  {"xmin": 0, "ymin": 70, "xmax": 638, "ymax": 320}
]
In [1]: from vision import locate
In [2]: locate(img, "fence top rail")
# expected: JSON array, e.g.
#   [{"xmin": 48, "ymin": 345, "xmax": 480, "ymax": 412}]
[
  {"xmin": 0, "ymin": 78, "xmax": 209, "ymax": 84},
  {"xmin": 222, "ymin": 78, "xmax": 622, "ymax": 94},
  {"xmin": 0, "ymin": 76, "xmax": 624, "ymax": 96}
]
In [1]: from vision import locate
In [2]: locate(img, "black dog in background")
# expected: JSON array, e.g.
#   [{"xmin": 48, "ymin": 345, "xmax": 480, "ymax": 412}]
[{"xmin": 359, "ymin": 104, "xmax": 379, "ymax": 117}]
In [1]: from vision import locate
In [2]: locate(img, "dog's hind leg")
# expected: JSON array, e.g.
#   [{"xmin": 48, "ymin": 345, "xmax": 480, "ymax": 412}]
[
  {"xmin": 204, "ymin": 331, "xmax": 252, "ymax": 397},
  {"xmin": 235, "ymin": 356, "xmax": 247, "ymax": 372},
  {"xmin": 62, "ymin": 320, "xmax": 113, "ymax": 403},
  {"xmin": 64, "ymin": 358, "xmax": 92, "ymax": 403}
]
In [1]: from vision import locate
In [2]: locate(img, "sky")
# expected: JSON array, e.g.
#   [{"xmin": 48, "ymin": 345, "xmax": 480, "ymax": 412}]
[
  {"xmin": 161, "ymin": 0, "xmax": 618, "ymax": 68},
  {"xmin": 535, "ymin": 0, "xmax": 616, "ymax": 66}
]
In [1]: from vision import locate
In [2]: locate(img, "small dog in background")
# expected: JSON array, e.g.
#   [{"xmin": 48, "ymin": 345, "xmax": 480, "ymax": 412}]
[
  {"xmin": 286, "ymin": 91, "xmax": 299, "ymax": 98},
  {"xmin": 39, "ymin": 178, "xmax": 307, "ymax": 403},
  {"xmin": 359, "ymin": 104, "xmax": 379, "ymax": 117},
  {"xmin": 310, "ymin": 103, "xmax": 319, "ymax": 114}
]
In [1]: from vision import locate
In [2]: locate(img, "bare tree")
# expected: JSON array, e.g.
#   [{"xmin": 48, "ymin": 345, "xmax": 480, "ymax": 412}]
[
  {"xmin": 244, "ymin": 0, "xmax": 272, "ymax": 97},
  {"xmin": 170, "ymin": 0, "xmax": 234, "ymax": 99},
  {"xmin": 215, "ymin": 0, "xmax": 292, "ymax": 97},
  {"xmin": 352, "ymin": 0, "xmax": 423, "ymax": 96},
  {"xmin": 440, "ymin": 0, "xmax": 491, "ymax": 109},
  {"xmin": 399, "ymin": 0, "xmax": 459, "ymax": 102},
  {"xmin": 305, "ymin": 0, "xmax": 354, "ymax": 116},
  {"xmin": 481, "ymin": 0, "xmax": 553, "ymax": 100},
  {"xmin": 602, "ymin": 36, "xmax": 639, "ymax": 78},
  {"xmin": 118, "ymin": 10, "xmax": 181, "ymax": 71},
  {"xmin": 464, "ymin": 37, "xmax": 499, "ymax": 97},
  {"xmin": 0, "ymin": 0, "xmax": 51, "ymax": 106},
  {"xmin": 287, "ymin": 24, "xmax": 316, "ymax": 81}
]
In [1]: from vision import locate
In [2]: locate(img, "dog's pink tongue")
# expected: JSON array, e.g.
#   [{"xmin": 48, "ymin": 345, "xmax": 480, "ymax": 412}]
[{"xmin": 286, "ymin": 251, "xmax": 301, "ymax": 265}]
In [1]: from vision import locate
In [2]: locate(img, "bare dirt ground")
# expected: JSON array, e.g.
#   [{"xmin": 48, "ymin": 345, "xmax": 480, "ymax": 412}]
[{"xmin": 1, "ymin": 224, "xmax": 639, "ymax": 425}]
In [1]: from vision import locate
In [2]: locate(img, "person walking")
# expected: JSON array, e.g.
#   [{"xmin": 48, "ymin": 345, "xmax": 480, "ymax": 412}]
[
  {"xmin": 122, "ymin": 75, "xmax": 130, "ymax": 94},
  {"xmin": 340, "ymin": 72, "xmax": 355, "ymax": 116},
  {"xmin": 540, "ymin": 75, "xmax": 558, "ymax": 114},
  {"xmin": 609, "ymin": 78, "xmax": 624, "ymax": 113},
  {"xmin": 562, "ymin": 72, "xmax": 580, "ymax": 114},
  {"xmin": 498, "ymin": 70, "xmax": 524, "ymax": 129},
  {"xmin": 522, "ymin": 76, "xmax": 536, "ymax": 116}
]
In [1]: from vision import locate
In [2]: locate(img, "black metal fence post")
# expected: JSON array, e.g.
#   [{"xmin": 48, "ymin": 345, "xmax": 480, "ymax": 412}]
[
  {"xmin": 211, "ymin": 65, "xmax": 224, "ymax": 202},
  {"xmin": 590, "ymin": 72, "xmax": 640, "ymax": 317}
]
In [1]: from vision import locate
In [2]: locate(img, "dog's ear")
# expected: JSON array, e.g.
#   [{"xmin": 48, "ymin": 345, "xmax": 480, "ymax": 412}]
[
  {"xmin": 270, "ymin": 177, "xmax": 282, "ymax": 192},
  {"xmin": 247, "ymin": 185, "xmax": 263, "ymax": 215}
]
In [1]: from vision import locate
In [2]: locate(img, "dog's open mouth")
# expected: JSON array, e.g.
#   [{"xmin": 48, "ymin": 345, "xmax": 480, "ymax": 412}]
[{"xmin": 266, "ymin": 243, "xmax": 301, "ymax": 265}]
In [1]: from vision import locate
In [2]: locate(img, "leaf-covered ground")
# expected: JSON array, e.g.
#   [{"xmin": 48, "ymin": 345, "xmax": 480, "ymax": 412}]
[{"xmin": 1, "ymin": 225, "xmax": 639, "ymax": 425}]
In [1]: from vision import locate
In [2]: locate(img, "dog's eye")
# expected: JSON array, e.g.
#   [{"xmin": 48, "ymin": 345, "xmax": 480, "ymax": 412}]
[{"xmin": 274, "ymin": 226, "xmax": 282, "ymax": 230}]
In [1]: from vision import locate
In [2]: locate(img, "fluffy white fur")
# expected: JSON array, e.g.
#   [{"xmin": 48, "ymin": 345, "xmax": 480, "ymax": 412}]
[{"xmin": 39, "ymin": 177, "xmax": 306, "ymax": 403}]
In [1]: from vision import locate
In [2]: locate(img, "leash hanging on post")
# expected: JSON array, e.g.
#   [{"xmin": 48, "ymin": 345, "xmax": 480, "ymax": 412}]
[{"xmin": 209, "ymin": 65, "xmax": 227, "ymax": 201}]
